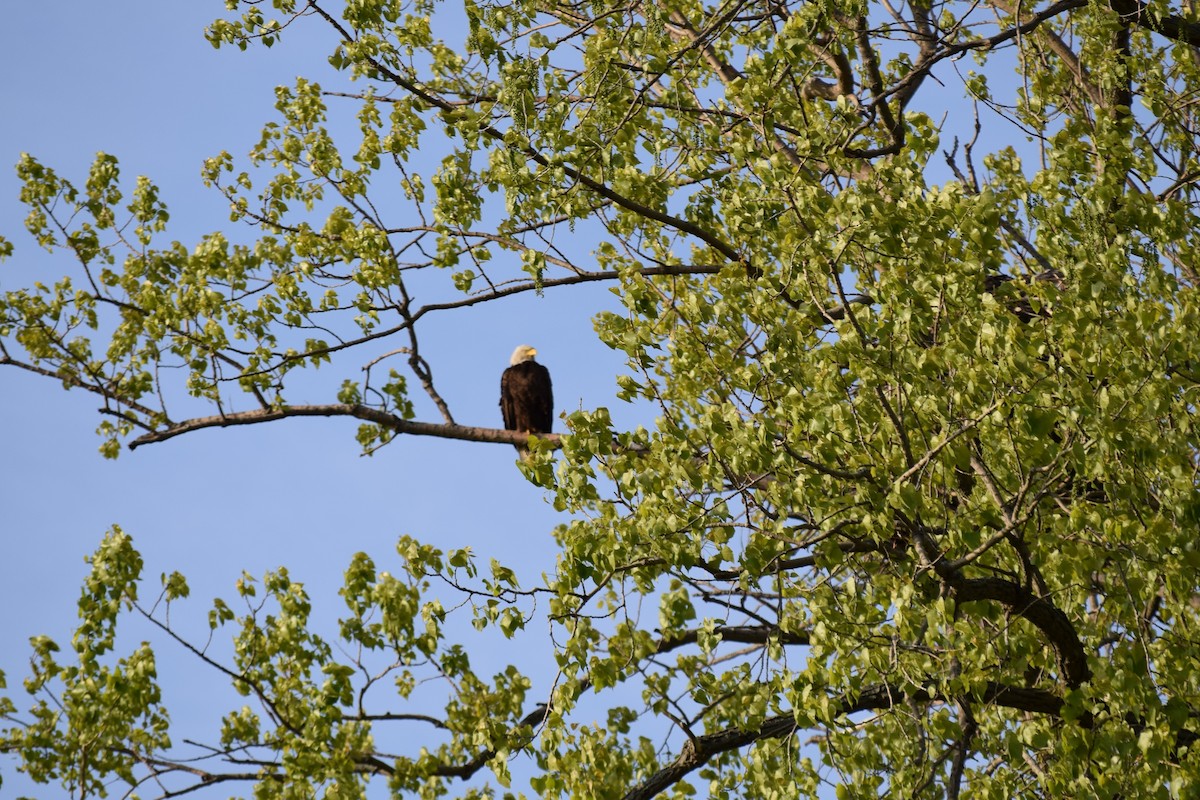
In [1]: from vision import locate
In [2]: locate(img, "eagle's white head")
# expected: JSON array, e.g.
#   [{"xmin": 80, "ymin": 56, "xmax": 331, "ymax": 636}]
[{"xmin": 510, "ymin": 344, "xmax": 538, "ymax": 366}]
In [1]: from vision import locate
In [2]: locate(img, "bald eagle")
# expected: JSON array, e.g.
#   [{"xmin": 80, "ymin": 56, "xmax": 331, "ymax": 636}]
[{"xmin": 500, "ymin": 345, "xmax": 553, "ymax": 453}]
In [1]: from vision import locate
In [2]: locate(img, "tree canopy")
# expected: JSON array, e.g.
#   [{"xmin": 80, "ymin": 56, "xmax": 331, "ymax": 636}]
[{"xmin": 4, "ymin": 0, "xmax": 1200, "ymax": 797}]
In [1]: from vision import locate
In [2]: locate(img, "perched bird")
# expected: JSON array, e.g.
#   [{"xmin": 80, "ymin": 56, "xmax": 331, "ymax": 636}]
[{"xmin": 500, "ymin": 344, "xmax": 553, "ymax": 454}]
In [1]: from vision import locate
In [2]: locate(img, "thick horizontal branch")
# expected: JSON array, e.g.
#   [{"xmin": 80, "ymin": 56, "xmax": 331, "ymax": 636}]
[{"xmin": 128, "ymin": 404, "xmax": 561, "ymax": 451}]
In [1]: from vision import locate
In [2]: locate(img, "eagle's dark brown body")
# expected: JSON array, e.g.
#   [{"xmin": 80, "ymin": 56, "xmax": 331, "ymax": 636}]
[{"xmin": 500, "ymin": 347, "xmax": 553, "ymax": 447}]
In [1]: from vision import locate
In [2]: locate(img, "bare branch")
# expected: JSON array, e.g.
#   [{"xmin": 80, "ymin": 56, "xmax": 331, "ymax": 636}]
[{"xmin": 128, "ymin": 404, "xmax": 562, "ymax": 451}]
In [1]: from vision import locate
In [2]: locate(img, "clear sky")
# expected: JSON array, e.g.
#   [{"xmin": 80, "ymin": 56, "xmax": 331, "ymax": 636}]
[{"xmin": 0, "ymin": 3, "xmax": 636, "ymax": 796}]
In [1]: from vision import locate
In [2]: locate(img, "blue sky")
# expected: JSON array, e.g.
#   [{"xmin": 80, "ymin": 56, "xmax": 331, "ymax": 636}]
[{"xmin": 0, "ymin": 3, "xmax": 636, "ymax": 796}]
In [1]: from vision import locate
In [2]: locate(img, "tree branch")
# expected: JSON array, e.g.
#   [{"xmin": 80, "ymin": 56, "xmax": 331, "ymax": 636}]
[
  {"xmin": 655, "ymin": 624, "xmax": 810, "ymax": 653},
  {"xmin": 128, "ymin": 404, "xmax": 561, "ymax": 451},
  {"xmin": 228, "ymin": 265, "xmax": 723, "ymax": 383},
  {"xmin": 1108, "ymin": 0, "xmax": 1200, "ymax": 44},
  {"xmin": 0, "ymin": 348, "xmax": 161, "ymax": 427},
  {"xmin": 307, "ymin": 1, "xmax": 746, "ymax": 267},
  {"xmin": 621, "ymin": 680, "xmax": 1068, "ymax": 800},
  {"xmin": 955, "ymin": 577, "xmax": 1091, "ymax": 689}
]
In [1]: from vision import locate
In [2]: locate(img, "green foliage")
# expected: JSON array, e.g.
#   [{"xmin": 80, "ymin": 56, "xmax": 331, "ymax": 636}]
[
  {"xmin": 6, "ymin": 0, "xmax": 1200, "ymax": 797},
  {"xmin": 1, "ymin": 528, "xmax": 169, "ymax": 797}
]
